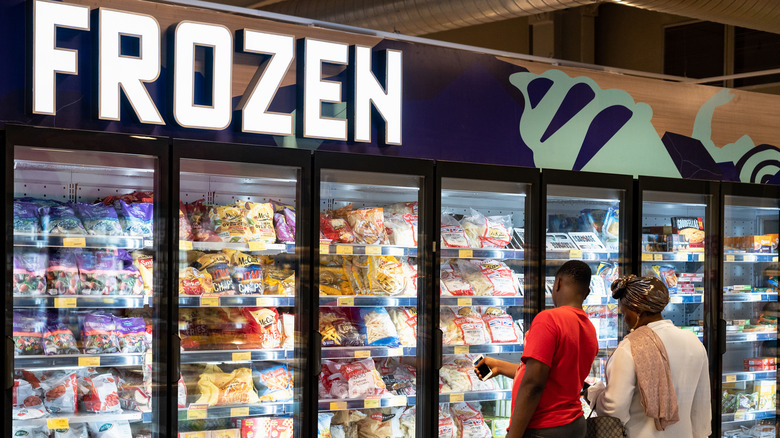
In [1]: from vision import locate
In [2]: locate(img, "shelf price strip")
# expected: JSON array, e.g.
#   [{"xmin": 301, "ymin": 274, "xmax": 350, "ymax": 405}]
[
  {"xmin": 449, "ymin": 393, "xmax": 465, "ymax": 403},
  {"xmin": 63, "ymin": 237, "xmax": 86, "ymax": 247},
  {"xmin": 232, "ymin": 352, "xmax": 252, "ymax": 362},
  {"xmin": 200, "ymin": 294, "xmax": 220, "ymax": 307},
  {"xmin": 457, "ymin": 298, "xmax": 472, "ymax": 306},
  {"xmin": 248, "ymin": 241, "xmax": 267, "ymax": 251},
  {"xmin": 336, "ymin": 245, "xmax": 353, "ymax": 255},
  {"xmin": 230, "ymin": 407, "xmax": 250, "ymax": 417},
  {"xmin": 337, "ymin": 297, "xmax": 354, "ymax": 307},
  {"xmin": 366, "ymin": 246, "xmax": 381, "ymax": 255},
  {"xmin": 54, "ymin": 297, "xmax": 77, "ymax": 308},
  {"xmin": 329, "ymin": 402, "xmax": 347, "ymax": 411},
  {"xmin": 364, "ymin": 398, "xmax": 381, "ymax": 408},
  {"xmin": 78, "ymin": 356, "xmax": 100, "ymax": 367},
  {"xmin": 180, "ymin": 240, "xmax": 193, "ymax": 251},
  {"xmin": 187, "ymin": 404, "xmax": 209, "ymax": 420},
  {"xmin": 47, "ymin": 418, "xmax": 70, "ymax": 430}
]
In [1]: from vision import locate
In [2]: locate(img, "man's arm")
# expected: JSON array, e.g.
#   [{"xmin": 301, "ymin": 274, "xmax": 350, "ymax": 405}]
[
  {"xmin": 506, "ymin": 358, "xmax": 550, "ymax": 438},
  {"xmin": 477, "ymin": 357, "xmax": 521, "ymax": 379}
]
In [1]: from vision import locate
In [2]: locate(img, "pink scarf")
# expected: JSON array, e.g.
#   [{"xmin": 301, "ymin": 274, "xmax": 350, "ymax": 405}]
[{"xmin": 626, "ymin": 325, "xmax": 680, "ymax": 431}]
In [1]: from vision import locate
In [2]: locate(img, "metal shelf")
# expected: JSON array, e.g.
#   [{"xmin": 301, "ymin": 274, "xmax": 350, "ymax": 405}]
[
  {"xmin": 14, "ymin": 353, "xmax": 145, "ymax": 369},
  {"xmin": 319, "ymin": 395, "xmax": 414, "ymax": 411},
  {"xmin": 14, "ymin": 233, "xmax": 150, "ymax": 250},
  {"xmin": 722, "ymin": 409, "xmax": 777, "ymax": 423},
  {"xmin": 320, "ymin": 243, "xmax": 417, "ymax": 257},
  {"xmin": 179, "ymin": 403, "xmax": 293, "ymax": 420},
  {"xmin": 640, "ymin": 252, "xmax": 705, "ymax": 262},
  {"xmin": 15, "ymin": 409, "xmax": 147, "ymax": 426},
  {"xmin": 440, "ymin": 296, "xmax": 523, "ymax": 307},
  {"xmin": 442, "ymin": 344, "xmax": 523, "ymax": 355},
  {"xmin": 547, "ymin": 251, "xmax": 620, "ymax": 262},
  {"xmin": 726, "ymin": 332, "xmax": 777, "ymax": 343},
  {"xmin": 319, "ymin": 296, "xmax": 417, "ymax": 307},
  {"xmin": 187, "ymin": 241, "xmax": 294, "ymax": 255},
  {"xmin": 440, "ymin": 390, "xmax": 513, "ymax": 404},
  {"xmin": 179, "ymin": 295, "xmax": 295, "ymax": 307},
  {"xmin": 14, "ymin": 295, "xmax": 150, "ymax": 308},
  {"xmin": 440, "ymin": 247, "xmax": 524, "ymax": 260},
  {"xmin": 723, "ymin": 370, "xmax": 776, "ymax": 383},
  {"xmin": 180, "ymin": 349, "xmax": 293, "ymax": 363},
  {"xmin": 723, "ymin": 293, "xmax": 777, "ymax": 302},
  {"xmin": 724, "ymin": 252, "xmax": 778, "ymax": 263},
  {"xmin": 322, "ymin": 346, "xmax": 414, "ymax": 359}
]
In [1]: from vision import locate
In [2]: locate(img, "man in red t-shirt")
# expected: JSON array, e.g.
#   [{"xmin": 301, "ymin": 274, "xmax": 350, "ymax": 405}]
[{"xmin": 475, "ymin": 260, "xmax": 598, "ymax": 438}]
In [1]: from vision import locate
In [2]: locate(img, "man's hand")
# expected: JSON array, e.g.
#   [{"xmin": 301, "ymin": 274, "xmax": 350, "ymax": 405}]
[{"xmin": 474, "ymin": 356, "xmax": 520, "ymax": 380}]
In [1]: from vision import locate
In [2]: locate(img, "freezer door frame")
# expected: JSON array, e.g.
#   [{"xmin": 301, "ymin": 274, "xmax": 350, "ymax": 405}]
[
  {"xmin": 3, "ymin": 124, "xmax": 171, "ymax": 438},
  {"xmin": 312, "ymin": 150, "xmax": 435, "ymax": 438},
  {"xmin": 172, "ymin": 138, "xmax": 313, "ymax": 438}
]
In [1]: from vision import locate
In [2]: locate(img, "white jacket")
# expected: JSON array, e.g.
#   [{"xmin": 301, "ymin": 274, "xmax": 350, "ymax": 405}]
[{"xmin": 588, "ymin": 320, "xmax": 712, "ymax": 438}]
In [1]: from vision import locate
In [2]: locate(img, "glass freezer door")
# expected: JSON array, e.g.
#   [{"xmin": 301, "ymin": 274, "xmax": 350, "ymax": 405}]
[
  {"xmin": 720, "ymin": 195, "xmax": 778, "ymax": 434},
  {"xmin": 544, "ymin": 185, "xmax": 626, "ymax": 407},
  {"xmin": 438, "ymin": 178, "xmax": 529, "ymax": 437},
  {"xmin": 317, "ymin": 169, "xmax": 421, "ymax": 437},
  {"xmin": 177, "ymin": 159, "xmax": 302, "ymax": 438},
  {"xmin": 11, "ymin": 146, "xmax": 158, "ymax": 437}
]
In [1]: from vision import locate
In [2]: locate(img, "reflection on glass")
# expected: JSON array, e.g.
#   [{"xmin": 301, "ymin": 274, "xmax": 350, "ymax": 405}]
[
  {"xmin": 12, "ymin": 146, "xmax": 156, "ymax": 436},
  {"xmin": 177, "ymin": 159, "xmax": 300, "ymax": 436},
  {"xmin": 317, "ymin": 169, "xmax": 421, "ymax": 436},
  {"xmin": 720, "ymin": 195, "xmax": 778, "ymax": 435}
]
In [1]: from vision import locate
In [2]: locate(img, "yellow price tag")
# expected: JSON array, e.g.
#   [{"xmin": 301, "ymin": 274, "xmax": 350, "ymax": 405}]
[
  {"xmin": 355, "ymin": 350, "xmax": 371, "ymax": 358},
  {"xmin": 726, "ymin": 255, "xmax": 735, "ymax": 262},
  {"xmin": 230, "ymin": 407, "xmax": 250, "ymax": 417},
  {"xmin": 653, "ymin": 253, "xmax": 663, "ymax": 261},
  {"xmin": 734, "ymin": 412, "xmax": 745, "ymax": 421},
  {"xmin": 187, "ymin": 404, "xmax": 208, "ymax": 420},
  {"xmin": 641, "ymin": 253, "xmax": 653, "ymax": 261},
  {"xmin": 449, "ymin": 393, "xmax": 465, "ymax": 403},
  {"xmin": 256, "ymin": 297, "xmax": 272, "ymax": 307},
  {"xmin": 457, "ymin": 298, "xmax": 472, "ymax": 306},
  {"xmin": 459, "ymin": 249, "xmax": 473, "ymax": 258},
  {"xmin": 179, "ymin": 240, "xmax": 193, "ymax": 251},
  {"xmin": 569, "ymin": 249, "xmax": 582, "ymax": 259},
  {"xmin": 78, "ymin": 356, "xmax": 100, "ymax": 367},
  {"xmin": 744, "ymin": 255, "xmax": 756, "ymax": 262},
  {"xmin": 364, "ymin": 398, "xmax": 381, "ymax": 408},
  {"xmin": 232, "ymin": 352, "xmax": 252, "ymax": 362},
  {"xmin": 319, "ymin": 243, "xmax": 330, "ymax": 255},
  {"xmin": 329, "ymin": 402, "xmax": 347, "ymax": 411},
  {"xmin": 365, "ymin": 246, "xmax": 382, "ymax": 255},
  {"xmin": 146, "ymin": 351, "xmax": 153, "ymax": 364},
  {"xmin": 389, "ymin": 396, "xmax": 407, "ymax": 406},
  {"xmin": 670, "ymin": 296, "xmax": 683, "ymax": 304},
  {"xmin": 248, "ymin": 241, "xmax": 267, "ymax": 251},
  {"xmin": 200, "ymin": 294, "xmax": 220, "ymax": 307},
  {"xmin": 726, "ymin": 375, "xmax": 737, "ymax": 382},
  {"xmin": 337, "ymin": 297, "xmax": 354, "ymax": 307},
  {"xmin": 54, "ymin": 297, "xmax": 77, "ymax": 308},
  {"xmin": 773, "ymin": 256, "xmax": 778, "ymax": 262},
  {"xmin": 47, "ymin": 418, "xmax": 69, "ymax": 430},
  {"xmin": 697, "ymin": 254, "xmax": 704, "ymax": 261},
  {"xmin": 388, "ymin": 347, "xmax": 404, "ymax": 357},
  {"xmin": 453, "ymin": 346, "xmax": 469, "ymax": 355},
  {"xmin": 63, "ymin": 237, "xmax": 86, "ymax": 247},
  {"xmin": 336, "ymin": 245, "xmax": 353, "ymax": 255}
]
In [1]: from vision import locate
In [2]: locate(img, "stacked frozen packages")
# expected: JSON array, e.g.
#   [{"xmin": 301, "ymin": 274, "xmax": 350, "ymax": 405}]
[
  {"xmin": 319, "ymin": 255, "xmax": 417, "ymax": 296},
  {"xmin": 441, "ymin": 209, "xmax": 513, "ymax": 249},
  {"xmin": 319, "ymin": 306, "xmax": 416, "ymax": 348},
  {"xmin": 440, "ymin": 260, "xmax": 519, "ymax": 297},
  {"xmin": 320, "ymin": 202, "xmax": 418, "ymax": 246},
  {"xmin": 179, "ymin": 249, "xmax": 294, "ymax": 296},
  {"xmin": 318, "ymin": 406, "xmax": 416, "ymax": 438},
  {"xmin": 547, "ymin": 205, "xmax": 620, "ymax": 252},
  {"xmin": 318, "ymin": 357, "xmax": 416, "ymax": 400},
  {"xmin": 181, "ymin": 200, "xmax": 296, "ymax": 244},
  {"xmin": 179, "ymin": 307, "xmax": 294, "ymax": 351},
  {"xmin": 440, "ymin": 307, "xmax": 522, "ymax": 346}
]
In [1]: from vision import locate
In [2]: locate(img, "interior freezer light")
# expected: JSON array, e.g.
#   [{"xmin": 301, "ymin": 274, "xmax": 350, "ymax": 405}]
[{"xmin": 129, "ymin": 135, "xmax": 158, "ymax": 140}]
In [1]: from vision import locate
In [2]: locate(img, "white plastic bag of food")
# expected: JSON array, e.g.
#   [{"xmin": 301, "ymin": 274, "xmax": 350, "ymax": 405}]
[
  {"xmin": 460, "ymin": 209, "xmax": 512, "ymax": 248},
  {"xmin": 439, "ymin": 404, "xmax": 456, "ymax": 438},
  {"xmin": 80, "ymin": 373, "xmax": 122, "ymax": 413},
  {"xmin": 318, "ymin": 413, "xmax": 335, "ymax": 438},
  {"xmin": 358, "ymin": 410, "xmax": 396, "ymax": 438},
  {"xmin": 402, "ymin": 259, "xmax": 418, "ymax": 296},
  {"xmin": 440, "ymin": 307, "xmax": 489, "ymax": 345},
  {"xmin": 440, "ymin": 263, "xmax": 474, "ymax": 296},
  {"xmin": 53, "ymin": 423, "xmax": 88, "ymax": 438},
  {"xmin": 481, "ymin": 307, "xmax": 520, "ymax": 343},
  {"xmin": 387, "ymin": 307, "xmax": 417, "ymax": 347},
  {"xmin": 459, "ymin": 260, "xmax": 518, "ymax": 296},
  {"xmin": 451, "ymin": 402, "xmax": 491, "ymax": 438},
  {"xmin": 282, "ymin": 313, "xmax": 295, "ymax": 349},
  {"xmin": 384, "ymin": 213, "xmax": 418, "ymax": 247},
  {"xmin": 87, "ymin": 421, "xmax": 133, "ymax": 438},
  {"xmin": 441, "ymin": 214, "xmax": 470, "ymax": 248},
  {"xmin": 400, "ymin": 406, "xmax": 416, "ymax": 437},
  {"xmin": 12, "ymin": 425, "xmax": 48, "ymax": 438}
]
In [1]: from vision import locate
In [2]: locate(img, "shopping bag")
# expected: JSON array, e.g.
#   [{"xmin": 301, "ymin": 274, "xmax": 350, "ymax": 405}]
[{"xmin": 585, "ymin": 415, "xmax": 626, "ymax": 438}]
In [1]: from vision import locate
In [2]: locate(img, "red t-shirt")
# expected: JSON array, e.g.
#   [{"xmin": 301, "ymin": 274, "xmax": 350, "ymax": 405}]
[{"xmin": 511, "ymin": 306, "xmax": 598, "ymax": 429}]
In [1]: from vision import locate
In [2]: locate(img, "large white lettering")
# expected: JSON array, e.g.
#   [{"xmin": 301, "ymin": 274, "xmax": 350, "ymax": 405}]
[
  {"xmin": 301, "ymin": 38, "xmax": 348, "ymax": 141},
  {"xmin": 352, "ymin": 46, "xmax": 402, "ymax": 145},
  {"xmin": 98, "ymin": 9, "xmax": 163, "ymax": 124}
]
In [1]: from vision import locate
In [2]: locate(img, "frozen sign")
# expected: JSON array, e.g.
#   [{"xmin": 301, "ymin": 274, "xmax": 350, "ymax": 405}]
[{"xmin": 30, "ymin": 0, "xmax": 403, "ymax": 144}]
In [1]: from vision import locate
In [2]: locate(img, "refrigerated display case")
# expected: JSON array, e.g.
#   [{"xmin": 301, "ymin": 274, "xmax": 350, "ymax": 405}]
[
  {"xmin": 719, "ymin": 182, "xmax": 779, "ymax": 437},
  {"xmin": 173, "ymin": 140, "xmax": 311, "ymax": 438},
  {"xmin": 313, "ymin": 152, "xmax": 433, "ymax": 438},
  {"xmin": 541, "ymin": 170, "xmax": 632, "ymax": 403},
  {"xmin": 434, "ymin": 161, "xmax": 538, "ymax": 437},
  {"xmin": 5, "ymin": 126, "xmax": 168, "ymax": 438}
]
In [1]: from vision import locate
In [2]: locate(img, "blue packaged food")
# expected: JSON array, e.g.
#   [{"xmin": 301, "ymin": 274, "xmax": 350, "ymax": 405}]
[
  {"xmin": 14, "ymin": 201, "xmax": 42, "ymax": 233},
  {"xmin": 355, "ymin": 307, "xmax": 401, "ymax": 347},
  {"xmin": 253, "ymin": 363, "xmax": 293, "ymax": 402},
  {"xmin": 115, "ymin": 201, "xmax": 153, "ymax": 237},
  {"xmin": 40, "ymin": 204, "xmax": 87, "ymax": 235},
  {"xmin": 73, "ymin": 202, "xmax": 123, "ymax": 236}
]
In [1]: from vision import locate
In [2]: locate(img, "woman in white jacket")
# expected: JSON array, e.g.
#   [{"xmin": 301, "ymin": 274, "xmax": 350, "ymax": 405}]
[{"xmin": 588, "ymin": 275, "xmax": 711, "ymax": 438}]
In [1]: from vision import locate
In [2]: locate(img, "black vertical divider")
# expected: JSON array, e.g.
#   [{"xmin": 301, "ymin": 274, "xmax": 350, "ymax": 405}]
[
  {"xmin": 418, "ymin": 158, "xmax": 436, "ymax": 438},
  {"xmin": 2, "ymin": 130, "xmax": 10, "ymax": 438},
  {"xmin": 430, "ymin": 162, "xmax": 442, "ymax": 438},
  {"xmin": 167, "ymin": 142, "xmax": 180, "ymax": 438},
  {"xmin": 537, "ymin": 175, "xmax": 548, "ymax": 318},
  {"xmin": 308, "ymin": 155, "xmax": 321, "ymax": 438}
]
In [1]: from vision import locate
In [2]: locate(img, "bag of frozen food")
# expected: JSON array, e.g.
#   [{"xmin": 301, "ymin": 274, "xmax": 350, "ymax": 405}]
[
  {"xmin": 195, "ymin": 364, "xmax": 260, "ymax": 406},
  {"xmin": 265, "ymin": 266, "xmax": 295, "ymax": 295},
  {"xmin": 40, "ymin": 204, "xmax": 87, "ymax": 235},
  {"xmin": 191, "ymin": 252, "xmax": 235, "ymax": 294},
  {"xmin": 82, "ymin": 312, "xmax": 121, "ymax": 354},
  {"xmin": 275, "ymin": 211, "xmax": 295, "ymax": 243},
  {"xmin": 377, "ymin": 359, "xmax": 416, "ymax": 396},
  {"xmin": 369, "ymin": 256, "xmax": 407, "ymax": 296},
  {"xmin": 319, "ymin": 257, "xmax": 355, "ymax": 295},
  {"xmin": 80, "ymin": 373, "xmax": 121, "ymax": 413},
  {"xmin": 53, "ymin": 423, "xmax": 88, "ymax": 438},
  {"xmin": 319, "ymin": 413, "xmax": 335, "ymax": 438},
  {"xmin": 439, "ymin": 405, "xmax": 456, "ymax": 438},
  {"xmin": 43, "ymin": 320, "xmax": 79, "ymax": 355},
  {"xmin": 320, "ymin": 307, "xmax": 363, "ymax": 347},
  {"xmin": 209, "ymin": 203, "xmax": 252, "ymax": 242},
  {"xmin": 132, "ymin": 251, "xmax": 153, "ymax": 295},
  {"xmin": 76, "ymin": 250, "xmax": 120, "ymax": 295},
  {"xmin": 440, "ymin": 262, "xmax": 474, "ymax": 296},
  {"xmin": 116, "ymin": 250, "xmax": 145, "ymax": 295},
  {"xmin": 321, "ymin": 213, "xmax": 357, "ymax": 244},
  {"xmin": 323, "ymin": 359, "xmax": 388, "ymax": 399},
  {"xmin": 244, "ymin": 307, "xmax": 283, "ymax": 349},
  {"xmin": 400, "ymin": 406, "xmax": 416, "ymax": 437},
  {"xmin": 13, "ymin": 250, "xmax": 47, "ymax": 295},
  {"xmin": 385, "ymin": 213, "xmax": 418, "ymax": 247},
  {"xmin": 13, "ymin": 378, "xmax": 44, "ymax": 412},
  {"xmin": 73, "ymin": 202, "xmax": 123, "ymax": 236},
  {"xmin": 179, "ymin": 202, "xmax": 193, "ymax": 241},
  {"xmin": 358, "ymin": 411, "xmax": 395, "ymax": 438},
  {"xmin": 460, "ymin": 209, "xmax": 511, "ymax": 248},
  {"xmin": 14, "ymin": 201, "xmax": 42, "ymax": 234},
  {"xmin": 46, "ymin": 249, "xmax": 81, "ymax": 295},
  {"xmin": 186, "ymin": 200, "xmax": 221, "ymax": 242},
  {"xmin": 602, "ymin": 206, "xmax": 620, "ymax": 251},
  {"xmin": 11, "ymin": 425, "xmax": 48, "ymax": 438},
  {"xmin": 356, "ymin": 307, "xmax": 401, "ymax": 347},
  {"xmin": 87, "ymin": 421, "xmax": 133, "ymax": 438},
  {"xmin": 403, "ymin": 258, "xmax": 418, "ymax": 296},
  {"xmin": 115, "ymin": 200, "xmax": 153, "ymax": 236},
  {"xmin": 459, "ymin": 259, "xmax": 518, "ymax": 296},
  {"xmin": 344, "ymin": 256, "xmax": 371, "ymax": 295},
  {"xmin": 115, "ymin": 317, "xmax": 148, "ymax": 353},
  {"xmin": 650, "ymin": 265, "xmax": 678, "ymax": 294},
  {"xmin": 387, "ymin": 307, "xmax": 417, "ymax": 347},
  {"xmin": 441, "ymin": 214, "xmax": 470, "ymax": 248},
  {"xmin": 439, "ymin": 357, "xmax": 497, "ymax": 394},
  {"xmin": 481, "ymin": 307, "xmax": 519, "ymax": 344},
  {"xmin": 440, "ymin": 307, "xmax": 488, "ymax": 345},
  {"xmin": 253, "ymin": 363, "xmax": 293, "ymax": 402},
  {"xmin": 99, "ymin": 190, "xmax": 153, "ymax": 205},
  {"xmin": 385, "ymin": 202, "xmax": 418, "ymax": 215},
  {"xmin": 13, "ymin": 309, "xmax": 45, "ymax": 355},
  {"xmin": 282, "ymin": 313, "xmax": 295, "ymax": 349},
  {"xmin": 346, "ymin": 208, "xmax": 388, "ymax": 244},
  {"xmin": 178, "ymin": 267, "xmax": 214, "ymax": 295},
  {"xmin": 451, "ymin": 403, "xmax": 491, "ymax": 438},
  {"xmin": 224, "ymin": 248, "xmax": 264, "ymax": 295},
  {"xmin": 243, "ymin": 201, "xmax": 276, "ymax": 243},
  {"xmin": 178, "ymin": 374, "xmax": 187, "ymax": 408},
  {"xmin": 40, "ymin": 371, "xmax": 78, "ymax": 413}
]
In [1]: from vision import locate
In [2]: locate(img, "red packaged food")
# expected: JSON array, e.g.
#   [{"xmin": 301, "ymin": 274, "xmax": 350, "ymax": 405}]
[
  {"xmin": 186, "ymin": 200, "xmax": 221, "ymax": 242},
  {"xmin": 81, "ymin": 373, "xmax": 121, "ymax": 413},
  {"xmin": 40, "ymin": 371, "xmax": 77, "ymax": 413},
  {"xmin": 243, "ymin": 307, "xmax": 283, "ymax": 349},
  {"xmin": 179, "ymin": 202, "xmax": 193, "ymax": 241},
  {"xmin": 320, "ymin": 213, "xmax": 356, "ymax": 243}
]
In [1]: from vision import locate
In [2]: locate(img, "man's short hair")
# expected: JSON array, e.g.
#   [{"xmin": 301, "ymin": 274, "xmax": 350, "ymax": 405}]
[{"xmin": 555, "ymin": 260, "xmax": 592, "ymax": 296}]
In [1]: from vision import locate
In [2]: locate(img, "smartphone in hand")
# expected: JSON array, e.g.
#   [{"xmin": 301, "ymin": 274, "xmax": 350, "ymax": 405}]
[{"xmin": 473, "ymin": 355, "xmax": 493, "ymax": 381}]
